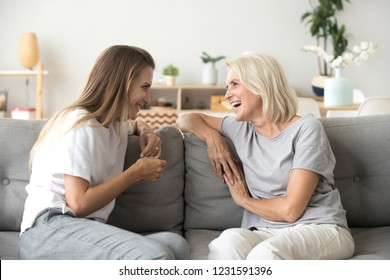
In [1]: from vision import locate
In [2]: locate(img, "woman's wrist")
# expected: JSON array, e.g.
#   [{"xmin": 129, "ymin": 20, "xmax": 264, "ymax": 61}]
[
  {"xmin": 135, "ymin": 119, "xmax": 154, "ymax": 136},
  {"xmin": 139, "ymin": 127, "xmax": 154, "ymax": 137}
]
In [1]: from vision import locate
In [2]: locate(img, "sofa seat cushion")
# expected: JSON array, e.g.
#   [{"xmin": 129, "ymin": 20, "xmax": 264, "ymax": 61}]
[
  {"xmin": 350, "ymin": 226, "xmax": 390, "ymax": 259},
  {"xmin": 185, "ymin": 229, "xmax": 221, "ymax": 260},
  {"xmin": 107, "ymin": 125, "xmax": 185, "ymax": 235},
  {"xmin": 0, "ymin": 231, "xmax": 20, "ymax": 259}
]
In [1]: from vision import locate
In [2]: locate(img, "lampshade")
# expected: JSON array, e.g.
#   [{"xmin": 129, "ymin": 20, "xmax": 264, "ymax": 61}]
[{"xmin": 18, "ymin": 32, "xmax": 39, "ymax": 69}]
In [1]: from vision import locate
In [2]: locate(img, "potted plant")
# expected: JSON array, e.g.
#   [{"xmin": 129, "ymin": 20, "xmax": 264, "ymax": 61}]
[
  {"xmin": 200, "ymin": 52, "xmax": 225, "ymax": 85},
  {"xmin": 163, "ymin": 64, "xmax": 179, "ymax": 86},
  {"xmin": 301, "ymin": 0, "xmax": 350, "ymax": 95}
]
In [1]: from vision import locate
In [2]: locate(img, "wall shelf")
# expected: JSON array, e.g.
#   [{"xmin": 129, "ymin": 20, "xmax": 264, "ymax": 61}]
[{"xmin": 0, "ymin": 62, "xmax": 48, "ymax": 119}]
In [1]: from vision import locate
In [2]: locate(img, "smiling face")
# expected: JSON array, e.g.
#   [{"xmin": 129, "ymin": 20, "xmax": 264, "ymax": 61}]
[
  {"xmin": 128, "ymin": 66, "xmax": 153, "ymax": 120},
  {"xmin": 225, "ymin": 68, "xmax": 263, "ymax": 122}
]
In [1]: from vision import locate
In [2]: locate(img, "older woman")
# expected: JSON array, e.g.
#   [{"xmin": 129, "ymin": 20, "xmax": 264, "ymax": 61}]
[{"xmin": 176, "ymin": 52, "xmax": 354, "ymax": 260}]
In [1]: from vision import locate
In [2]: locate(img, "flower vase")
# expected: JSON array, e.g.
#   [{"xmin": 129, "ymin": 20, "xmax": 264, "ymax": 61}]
[
  {"xmin": 202, "ymin": 62, "xmax": 217, "ymax": 85},
  {"xmin": 324, "ymin": 68, "xmax": 353, "ymax": 107},
  {"xmin": 311, "ymin": 74, "xmax": 330, "ymax": 96}
]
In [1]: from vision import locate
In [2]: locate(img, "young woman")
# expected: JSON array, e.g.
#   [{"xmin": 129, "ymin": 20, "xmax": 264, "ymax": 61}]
[
  {"xmin": 176, "ymin": 53, "xmax": 354, "ymax": 260},
  {"xmin": 19, "ymin": 45, "xmax": 189, "ymax": 260}
]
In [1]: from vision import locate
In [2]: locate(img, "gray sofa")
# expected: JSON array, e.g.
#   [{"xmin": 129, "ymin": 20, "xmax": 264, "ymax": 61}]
[{"xmin": 1, "ymin": 115, "xmax": 389, "ymax": 260}]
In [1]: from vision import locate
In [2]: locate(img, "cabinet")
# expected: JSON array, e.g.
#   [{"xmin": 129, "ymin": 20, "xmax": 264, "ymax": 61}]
[
  {"xmin": 137, "ymin": 84, "xmax": 230, "ymax": 130},
  {"xmin": 0, "ymin": 62, "xmax": 48, "ymax": 119}
]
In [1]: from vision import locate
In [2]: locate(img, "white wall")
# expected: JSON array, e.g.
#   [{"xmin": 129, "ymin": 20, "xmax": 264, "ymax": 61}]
[{"xmin": 1, "ymin": 0, "xmax": 389, "ymax": 118}]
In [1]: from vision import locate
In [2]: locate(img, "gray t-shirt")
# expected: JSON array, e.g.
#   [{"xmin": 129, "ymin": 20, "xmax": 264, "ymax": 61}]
[{"xmin": 221, "ymin": 114, "xmax": 348, "ymax": 229}]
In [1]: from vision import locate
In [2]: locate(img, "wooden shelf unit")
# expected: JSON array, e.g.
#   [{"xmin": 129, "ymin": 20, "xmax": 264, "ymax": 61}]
[
  {"xmin": 136, "ymin": 84, "xmax": 230, "ymax": 130},
  {"xmin": 0, "ymin": 62, "xmax": 48, "ymax": 119},
  {"xmin": 151, "ymin": 84, "xmax": 228, "ymax": 114}
]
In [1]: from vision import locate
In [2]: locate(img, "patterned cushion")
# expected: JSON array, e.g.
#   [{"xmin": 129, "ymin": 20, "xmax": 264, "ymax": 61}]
[{"xmin": 137, "ymin": 110, "xmax": 178, "ymax": 131}]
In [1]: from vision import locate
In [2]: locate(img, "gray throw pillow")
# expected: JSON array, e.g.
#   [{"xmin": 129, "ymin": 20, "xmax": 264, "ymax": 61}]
[
  {"xmin": 183, "ymin": 133, "xmax": 243, "ymax": 231},
  {"xmin": 107, "ymin": 125, "xmax": 185, "ymax": 235},
  {"xmin": 0, "ymin": 118, "xmax": 46, "ymax": 231}
]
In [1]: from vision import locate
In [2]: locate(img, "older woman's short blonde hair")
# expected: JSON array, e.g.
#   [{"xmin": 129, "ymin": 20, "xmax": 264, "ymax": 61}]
[{"xmin": 226, "ymin": 53, "xmax": 297, "ymax": 123}]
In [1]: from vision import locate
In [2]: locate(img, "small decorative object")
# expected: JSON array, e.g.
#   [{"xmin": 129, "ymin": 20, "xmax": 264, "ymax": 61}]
[
  {"xmin": 200, "ymin": 52, "xmax": 225, "ymax": 85},
  {"xmin": 18, "ymin": 32, "xmax": 39, "ymax": 69},
  {"xmin": 163, "ymin": 64, "xmax": 179, "ymax": 86},
  {"xmin": 324, "ymin": 68, "xmax": 353, "ymax": 106},
  {"xmin": 211, "ymin": 95, "xmax": 232, "ymax": 111},
  {"xmin": 11, "ymin": 107, "xmax": 36, "ymax": 120},
  {"xmin": 157, "ymin": 97, "xmax": 167, "ymax": 106},
  {"xmin": 182, "ymin": 97, "xmax": 193, "ymax": 110},
  {"xmin": 196, "ymin": 101, "xmax": 207, "ymax": 110},
  {"xmin": 304, "ymin": 41, "xmax": 377, "ymax": 106},
  {"xmin": 0, "ymin": 90, "xmax": 8, "ymax": 117},
  {"xmin": 301, "ymin": 0, "xmax": 350, "ymax": 96}
]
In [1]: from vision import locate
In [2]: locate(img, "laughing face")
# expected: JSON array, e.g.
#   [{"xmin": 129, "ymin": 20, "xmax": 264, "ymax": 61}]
[
  {"xmin": 128, "ymin": 66, "xmax": 153, "ymax": 120},
  {"xmin": 225, "ymin": 68, "xmax": 262, "ymax": 122}
]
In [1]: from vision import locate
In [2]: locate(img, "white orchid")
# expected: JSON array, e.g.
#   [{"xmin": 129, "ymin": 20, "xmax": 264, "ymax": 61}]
[{"xmin": 302, "ymin": 41, "xmax": 377, "ymax": 70}]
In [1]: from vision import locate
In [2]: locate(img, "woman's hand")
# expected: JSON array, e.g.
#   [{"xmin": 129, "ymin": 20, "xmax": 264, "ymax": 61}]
[
  {"xmin": 64, "ymin": 157, "xmax": 167, "ymax": 218},
  {"xmin": 139, "ymin": 129, "xmax": 162, "ymax": 158},
  {"xmin": 134, "ymin": 157, "xmax": 167, "ymax": 182},
  {"xmin": 206, "ymin": 130, "xmax": 241, "ymax": 185},
  {"xmin": 223, "ymin": 168, "xmax": 250, "ymax": 206},
  {"xmin": 132, "ymin": 119, "xmax": 161, "ymax": 158}
]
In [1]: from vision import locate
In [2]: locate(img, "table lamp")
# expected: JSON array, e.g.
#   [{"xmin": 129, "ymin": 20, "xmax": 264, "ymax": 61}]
[
  {"xmin": 17, "ymin": 32, "xmax": 39, "ymax": 112},
  {"xmin": 18, "ymin": 32, "xmax": 39, "ymax": 70}
]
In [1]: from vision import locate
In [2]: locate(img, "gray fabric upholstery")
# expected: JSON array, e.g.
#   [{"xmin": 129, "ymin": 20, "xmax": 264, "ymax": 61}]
[
  {"xmin": 1, "ymin": 115, "xmax": 389, "ymax": 260},
  {"xmin": 0, "ymin": 232, "xmax": 20, "ymax": 260},
  {"xmin": 349, "ymin": 227, "xmax": 390, "ymax": 260},
  {"xmin": 183, "ymin": 133, "xmax": 243, "ymax": 231},
  {"xmin": 184, "ymin": 229, "xmax": 220, "ymax": 260},
  {"xmin": 0, "ymin": 118, "xmax": 46, "ymax": 231},
  {"xmin": 319, "ymin": 116, "xmax": 390, "ymax": 227},
  {"xmin": 107, "ymin": 125, "xmax": 185, "ymax": 235}
]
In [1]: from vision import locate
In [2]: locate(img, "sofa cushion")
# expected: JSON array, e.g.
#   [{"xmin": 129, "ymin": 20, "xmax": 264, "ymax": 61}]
[
  {"xmin": 183, "ymin": 133, "xmax": 243, "ymax": 231},
  {"xmin": 184, "ymin": 229, "xmax": 221, "ymax": 260},
  {"xmin": 107, "ymin": 125, "xmax": 185, "ymax": 235},
  {"xmin": 0, "ymin": 231, "xmax": 20, "ymax": 259},
  {"xmin": 320, "ymin": 116, "xmax": 390, "ymax": 227},
  {"xmin": 350, "ymin": 227, "xmax": 390, "ymax": 259},
  {"xmin": 0, "ymin": 118, "xmax": 46, "ymax": 231}
]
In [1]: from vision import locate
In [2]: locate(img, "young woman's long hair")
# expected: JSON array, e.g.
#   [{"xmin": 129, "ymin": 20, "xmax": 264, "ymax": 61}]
[{"xmin": 29, "ymin": 45, "xmax": 155, "ymax": 166}]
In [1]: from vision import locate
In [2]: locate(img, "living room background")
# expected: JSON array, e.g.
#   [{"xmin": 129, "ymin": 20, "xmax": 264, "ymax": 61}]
[{"xmin": 0, "ymin": 0, "xmax": 389, "ymax": 118}]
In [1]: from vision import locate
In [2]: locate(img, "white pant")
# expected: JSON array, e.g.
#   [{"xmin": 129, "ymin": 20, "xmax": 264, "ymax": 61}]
[{"xmin": 208, "ymin": 224, "xmax": 355, "ymax": 260}]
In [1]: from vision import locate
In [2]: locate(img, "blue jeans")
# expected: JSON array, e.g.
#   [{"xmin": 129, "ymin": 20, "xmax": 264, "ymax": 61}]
[{"xmin": 19, "ymin": 208, "xmax": 190, "ymax": 260}]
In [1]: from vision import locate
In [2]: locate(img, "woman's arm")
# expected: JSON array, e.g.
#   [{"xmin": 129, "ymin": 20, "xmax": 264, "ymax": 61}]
[
  {"xmin": 176, "ymin": 112, "xmax": 223, "ymax": 140},
  {"xmin": 225, "ymin": 168, "xmax": 319, "ymax": 223},
  {"xmin": 64, "ymin": 156, "xmax": 167, "ymax": 218},
  {"xmin": 177, "ymin": 113, "xmax": 241, "ymax": 184},
  {"xmin": 65, "ymin": 118, "xmax": 166, "ymax": 218}
]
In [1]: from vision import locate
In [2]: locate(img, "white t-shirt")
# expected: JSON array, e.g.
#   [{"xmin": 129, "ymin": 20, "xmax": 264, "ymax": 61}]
[
  {"xmin": 20, "ymin": 109, "xmax": 132, "ymax": 234},
  {"xmin": 221, "ymin": 114, "xmax": 348, "ymax": 229}
]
